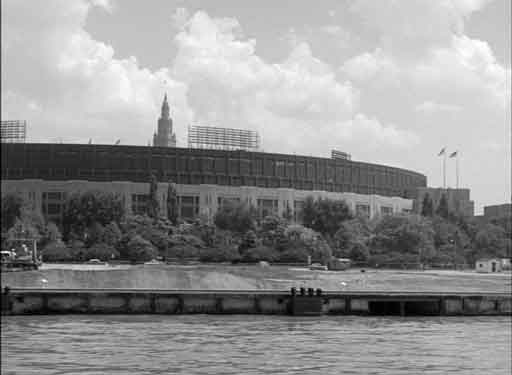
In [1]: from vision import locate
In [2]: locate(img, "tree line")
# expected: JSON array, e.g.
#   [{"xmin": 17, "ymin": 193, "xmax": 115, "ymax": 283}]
[{"xmin": 1, "ymin": 188, "xmax": 510, "ymax": 267}]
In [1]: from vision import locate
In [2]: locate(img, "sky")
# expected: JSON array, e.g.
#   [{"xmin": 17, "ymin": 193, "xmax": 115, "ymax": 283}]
[{"xmin": 1, "ymin": 0, "xmax": 511, "ymax": 214}]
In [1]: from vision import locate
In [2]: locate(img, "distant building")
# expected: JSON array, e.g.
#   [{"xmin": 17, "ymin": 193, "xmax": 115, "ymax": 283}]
[
  {"xmin": 153, "ymin": 94, "xmax": 176, "ymax": 147},
  {"xmin": 483, "ymin": 203, "xmax": 511, "ymax": 218},
  {"xmin": 1, "ymin": 120, "xmax": 26, "ymax": 143},
  {"xmin": 414, "ymin": 187, "xmax": 474, "ymax": 217},
  {"xmin": 331, "ymin": 150, "xmax": 351, "ymax": 161},
  {"xmin": 475, "ymin": 258, "xmax": 502, "ymax": 273}
]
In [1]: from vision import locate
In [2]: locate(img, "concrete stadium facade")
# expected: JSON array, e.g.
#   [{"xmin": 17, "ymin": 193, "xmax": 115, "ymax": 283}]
[{"xmin": 1, "ymin": 143, "xmax": 427, "ymax": 225}]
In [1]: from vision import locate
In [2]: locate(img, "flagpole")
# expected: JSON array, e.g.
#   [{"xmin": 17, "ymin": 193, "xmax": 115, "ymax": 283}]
[
  {"xmin": 456, "ymin": 154, "xmax": 459, "ymax": 189},
  {"xmin": 443, "ymin": 152, "xmax": 446, "ymax": 189}
]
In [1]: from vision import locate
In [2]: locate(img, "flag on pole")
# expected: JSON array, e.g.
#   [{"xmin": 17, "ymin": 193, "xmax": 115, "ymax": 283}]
[
  {"xmin": 114, "ymin": 139, "xmax": 120, "ymax": 145},
  {"xmin": 438, "ymin": 147, "xmax": 446, "ymax": 156},
  {"xmin": 449, "ymin": 151, "xmax": 457, "ymax": 158}
]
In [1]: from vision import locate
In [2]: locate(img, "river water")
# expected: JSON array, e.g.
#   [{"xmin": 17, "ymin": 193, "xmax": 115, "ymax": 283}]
[{"xmin": 2, "ymin": 315, "xmax": 511, "ymax": 375}]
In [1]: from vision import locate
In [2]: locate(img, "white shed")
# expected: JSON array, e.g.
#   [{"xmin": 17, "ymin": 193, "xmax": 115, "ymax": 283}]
[{"xmin": 475, "ymin": 258, "xmax": 502, "ymax": 273}]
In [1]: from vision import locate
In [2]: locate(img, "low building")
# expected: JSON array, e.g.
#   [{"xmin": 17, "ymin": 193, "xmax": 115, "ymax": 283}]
[
  {"xmin": 414, "ymin": 187, "xmax": 474, "ymax": 217},
  {"xmin": 501, "ymin": 258, "xmax": 511, "ymax": 271},
  {"xmin": 483, "ymin": 203, "xmax": 511, "ymax": 219},
  {"xmin": 475, "ymin": 258, "xmax": 502, "ymax": 273}
]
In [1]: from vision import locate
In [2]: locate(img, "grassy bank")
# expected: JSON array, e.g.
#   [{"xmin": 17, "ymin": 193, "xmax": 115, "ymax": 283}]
[{"xmin": 2, "ymin": 264, "xmax": 510, "ymax": 293}]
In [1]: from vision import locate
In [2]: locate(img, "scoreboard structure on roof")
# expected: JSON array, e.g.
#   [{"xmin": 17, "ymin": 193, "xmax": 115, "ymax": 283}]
[
  {"xmin": 1, "ymin": 120, "xmax": 27, "ymax": 143},
  {"xmin": 188, "ymin": 125, "xmax": 260, "ymax": 151}
]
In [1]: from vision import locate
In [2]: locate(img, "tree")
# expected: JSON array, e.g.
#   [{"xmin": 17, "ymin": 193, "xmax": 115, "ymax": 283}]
[
  {"xmin": 431, "ymin": 216, "xmax": 470, "ymax": 264},
  {"xmin": 125, "ymin": 234, "xmax": 158, "ymax": 262},
  {"xmin": 241, "ymin": 245, "xmax": 277, "ymax": 262},
  {"xmin": 42, "ymin": 241, "xmax": 73, "ymax": 262},
  {"xmin": 163, "ymin": 244, "xmax": 199, "ymax": 259},
  {"xmin": 370, "ymin": 214, "xmax": 435, "ymax": 265},
  {"xmin": 282, "ymin": 202, "xmax": 293, "ymax": 222},
  {"xmin": 435, "ymin": 194, "xmax": 449, "ymax": 219},
  {"xmin": 239, "ymin": 230, "xmax": 258, "ymax": 252},
  {"xmin": 348, "ymin": 240, "xmax": 370, "ymax": 262},
  {"xmin": 62, "ymin": 191, "xmax": 124, "ymax": 239},
  {"xmin": 147, "ymin": 173, "xmax": 159, "ymax": 219},
  {"xmin": 83, "ymin": 243, "xmax": 119, "ymax": 261},
  {"xmin": 6, "ymin": 217, "xmax": 41, "ymax": 242},
  {"xmin": 84, "ymin": 222, "xmax": 105, "ymax": 247},
  {"xmin": 102, "ymin": 222, "xmax": 122, "ymax": 247},
  {"xmin": 44, "ymin": 222, "xmax": 62, "ymax": 245},
  {"xmin": 420, "ymin": 193, "xmax": 434, "ymax": 217},
  {"xmin": 474, "ymin": 223, "xmax": 509, "ymax": 259},
  {"xmin": 166, "ymin": 182, "xmax": 178, "ymax": 225},
  {"xmin": 199, "ymin": 246, "xmax": 240, "ymax": 262},
  {"xmin": 214, "ymin": 202, "xmax": 256, "ymax": 233},
  {"xmin": 333, "ymin": 217, "xmax": 372, "ymax": 258},
  {"xmin": 1, "ymin": 193, "xmax": 23, "ymax": 233},
  {"xmin": 302, "ymin": 197, "xmax": 353, "ymax": 236}
]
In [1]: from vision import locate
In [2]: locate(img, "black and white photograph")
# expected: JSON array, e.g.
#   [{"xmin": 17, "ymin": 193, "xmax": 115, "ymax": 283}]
[{"xmin": 1, "ymin": 0, "xmax": 511, "ymax": 374}]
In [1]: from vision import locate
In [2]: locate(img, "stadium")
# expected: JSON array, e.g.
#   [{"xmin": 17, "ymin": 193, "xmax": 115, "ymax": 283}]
[{"xmin": 1, "ymin": 96, "xmax": 427, "ymax": 226}]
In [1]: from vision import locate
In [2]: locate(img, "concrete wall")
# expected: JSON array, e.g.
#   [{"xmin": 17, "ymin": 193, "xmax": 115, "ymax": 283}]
[
  {"xmin": 1, "ymin": 179, "xmax": 414, "ymax": 222},
  {"xmin": 3, "ymin": 290, "xmax": 511, "ymax": 316}
]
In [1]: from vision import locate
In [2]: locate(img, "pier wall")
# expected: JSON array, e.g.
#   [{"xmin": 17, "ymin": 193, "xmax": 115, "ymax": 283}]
[{"xmin": 2, "ymin": 289, "xmax": 511, "ymax": 316}]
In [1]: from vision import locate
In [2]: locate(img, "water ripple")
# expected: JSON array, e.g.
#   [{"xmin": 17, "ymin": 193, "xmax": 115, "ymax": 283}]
[{"xmin": 2, "ymin": 315, "xmax": 511, "ymax": 375}]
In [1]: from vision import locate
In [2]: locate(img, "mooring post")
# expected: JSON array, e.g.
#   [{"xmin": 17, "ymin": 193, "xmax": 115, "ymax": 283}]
[
  {"xmin": 400, "ymin": 301, "xmax": 405, "ymax": 316},
  {"xmin": 345, "ymin": 297, "xmax": 351, "ymax": 314}
]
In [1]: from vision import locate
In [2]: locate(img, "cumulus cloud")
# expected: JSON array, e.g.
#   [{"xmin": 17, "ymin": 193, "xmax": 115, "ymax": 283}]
[
  {"xmin": 350, "ymin": 0, "xmax": 493, "ymax": 51},
  {"xmin": 341, "ymin": 1, "xmax": 510, "ymax": 109},
  {"xmin": 415, "ymin": 101, "xmax": 462, "ymax": 113},
  {"xmin": 340, "ymin": 48, "xmax": 399, "ymax": 84},
  {"xmin": 1, "ymin": 0, "xmax": 193, "ymax": 145},
  {"xmin": 170, "ymin": 11, "xmax": 418, "ymax": 156},
  {"xmin": 1, "ymin": 2, "xmax": 421, "ymax": 156}
]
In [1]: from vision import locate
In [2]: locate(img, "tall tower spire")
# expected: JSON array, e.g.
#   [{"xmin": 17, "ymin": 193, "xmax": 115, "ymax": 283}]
[
  {"xmin": 161, "ymin": 93, "xmax": 170, "ymax": 119},
  {"xmin": 153, "ymin": 93, "xmax": 176, "ymax": 147}
]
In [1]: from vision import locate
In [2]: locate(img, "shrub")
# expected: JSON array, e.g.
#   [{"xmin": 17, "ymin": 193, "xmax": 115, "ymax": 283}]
[
  {"xmin": 163, "ymin": 244, "xmax": 199, "ymax": 259},
  {"xmin": 1, "ymin": 193, "xmax": 23, "ymax": 232},
  {"xmin": 42, "ymin": 241, "xmax": 72, "ymax": 262},
  {"xmin": 240, "ymin": 245, "xmax": 277, "ymax": 263},
  {"xmin": 199, "ymin": 246, "xmax": 241, "ymax": 262},
  {"xmin": 214, "ymin": 202, "xmax": 256, "ymax": 233},
  {"xmin": 125, "ymin": 235, "xmax": 158, "ymax": 262},
  {"xmin": 68, "ymin": 240, "xmax": 86, "ymax": 261},
  {"xmin": 84, "ymin": 222, "xmax": 105, "ymax": 247},
  {"xmin": 278, "ymin": 246, "xmax": 309, "ymax": 263},
  {"xmin": 102, "ymin": 222, "xmax": 122, "ymax": 247},
  {"xmin": 168, "ymin": 234, "xmax": 204, "ymax": 249},
  {"xmin": 83, "ymin": 243, "xmax": 119, "ymax": 261},
  {"xmin": 239, "ymin": 230, "xmax": 258, "ymax": 251}
]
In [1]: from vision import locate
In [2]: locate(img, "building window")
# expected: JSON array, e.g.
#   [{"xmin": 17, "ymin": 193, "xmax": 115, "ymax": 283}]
[
  {"xmin": 380, "ymin": 206, "xmax": 393, "ymax": 216},
  {"xmin": 179, "ymin": 195, "xmax": 200, "ymax": 219},
  {"xmin": 42, "ymin": 191, "xmax": 66, "ymax": 227},
  {"xmin": 275, "ymin": 161, "xmax": 285, "ymax": 177},
  {"xmin": 131, "ymin": 194, "xmax": 148, "ymax": 215},
  {"xmin": 356, "ymin": 204, "xmax": 370, "ymax": 219},
  {"xmin": 217, "ymin": 197, "xmax": 241, "ymax": 209},
  {"xmin": 293, "ymin": 200, "xmax": 304, "ymax": 223},
  {"xmin": 257, "ymin": 199, "xmax": 278, "ymax": 219}
]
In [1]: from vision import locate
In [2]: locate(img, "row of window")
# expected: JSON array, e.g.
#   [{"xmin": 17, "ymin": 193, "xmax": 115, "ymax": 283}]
[
  {"xmin": 29, "ymin": 190, "xmax": 397, "ymax": 225},
  {"xmin": 3, "ymin": 146, "xmax": 425, "ymax": 189}
]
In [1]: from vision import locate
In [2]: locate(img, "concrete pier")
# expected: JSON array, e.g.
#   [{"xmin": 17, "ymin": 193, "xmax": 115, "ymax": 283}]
[{"xmin": 2, "ymin": 288, "xmax": 510, "ymax": 316}]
